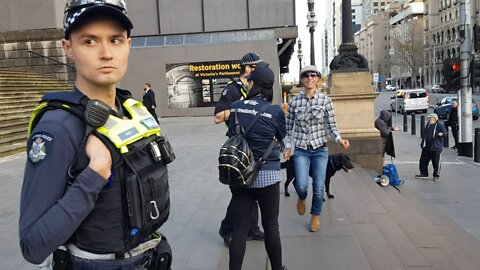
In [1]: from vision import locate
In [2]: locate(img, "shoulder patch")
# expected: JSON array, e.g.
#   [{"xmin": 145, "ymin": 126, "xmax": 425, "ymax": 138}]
[
  {"xmin": 222, "ymin": 89, "xmax": 229, "ymax": 96},
  {"xmin": 28, "ymin": 132, "xmax": 54, "ymax": 165}
]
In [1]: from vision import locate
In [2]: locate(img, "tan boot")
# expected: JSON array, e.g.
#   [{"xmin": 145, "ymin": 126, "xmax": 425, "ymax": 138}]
[
  {"xmin": 309, "ymin": 215, "xmax": 320, "ymax": 232},
  {"xmin": 296, "ymin": 199, "xmax": 306, "ymax": 216}
]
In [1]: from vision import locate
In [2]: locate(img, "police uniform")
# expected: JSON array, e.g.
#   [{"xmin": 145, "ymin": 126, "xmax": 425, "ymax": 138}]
[
  {"xmin": 20, "ymin": 88, "xmax": 171, "ymax": 269},
  {"xmin": 214, "ymin": 79, "xmax": 248, "ymax": 125}
]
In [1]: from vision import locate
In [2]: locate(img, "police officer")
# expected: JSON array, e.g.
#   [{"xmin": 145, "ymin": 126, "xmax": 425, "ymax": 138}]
[
  {"xmin": 19, "ymin": 1, "xmax": 170, "ymax": 269},
  {"xmin": 214, "ymin": 53, "xmax": 265, "ymax": 246}
]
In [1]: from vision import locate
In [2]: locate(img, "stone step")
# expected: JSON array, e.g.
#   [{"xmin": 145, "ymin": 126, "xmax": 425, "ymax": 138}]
[
  {"xmin": 2, "ymin": 108, "xmax": 35, "ymax": 118},
  {"xmin": 0, "ymin": 143, "xmax": 25, "ymax": 158},
  {"xmin": 0, "ymin": 120, "xmax": 29, "ymax": 130},
  {"xmin": 0, "ymin": 103, "xmax": 37, "ymax": 111},
  {"xmin": 0, "ymin": 126, "xmax": 27, "ymax": 140},
  {"xmin": 0, "ymin": 133, "xmax": 26, "ymax": 148},
  {"xmin": 0, "ymin": 114, "xmax": 31, "ymax": 126},
  {"xmin": 0, "ymin": 86, "xmax": 69, "ymax": 91},
  {"xmin": 0, "ymin": 91, "xmax": 60, "ymax": 97},
  {"xmin": 0, "ymin": 98, "xmax": 40, "ymax": 106},
  {"xmin": 0, "ymin": 82, "xmax": 68, "ymax": 87}
]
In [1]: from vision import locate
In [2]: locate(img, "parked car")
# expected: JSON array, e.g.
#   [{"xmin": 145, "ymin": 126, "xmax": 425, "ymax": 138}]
[
  {"xmin": 385, "ymin": 85, "xmax": 396, "ymax": 91},
  {"xmin": 390, "ymin": 89, "xmax": 429, "ymax": 114},
  {"xmin": 433, "ymin": 97, "xmax": 479, "ymax": 120},
  {"xmin": 431, "ymin": 85, "xmax": 445, "ymax": 93}
]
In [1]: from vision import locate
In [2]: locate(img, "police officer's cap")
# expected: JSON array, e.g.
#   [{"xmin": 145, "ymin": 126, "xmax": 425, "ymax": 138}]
[
  {"xmin": 63, "ymin": 0, "xmax": 133, "ymax": 39},
  {"xmin": 241, "ymin": 52, "xmax": 263, "ymax": 66},
  {"xmin": 247, "ymin": 65, "xmax": 274, "ymax": 89}
]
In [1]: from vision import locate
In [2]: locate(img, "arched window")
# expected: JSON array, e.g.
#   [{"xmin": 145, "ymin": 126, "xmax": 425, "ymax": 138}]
[
  {"xmin": 447, "ymin": 29, "xmax": 451, "ymax": 41},
  {"xmin": 433, "ymin": 34, "xmax": 436, "ymax": 44},
  {"xmin": 447, "ymin": 49, "xmax": 451, "ymax": 58},
  {"xmin": 452, "ymin": 28, "xmax": 456, "ymax": 40}
]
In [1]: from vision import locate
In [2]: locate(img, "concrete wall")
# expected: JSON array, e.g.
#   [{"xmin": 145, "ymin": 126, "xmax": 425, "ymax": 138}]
[
  {"xmin": 126, "ymin": 0, "xmax": 295, "ymax": 36},
  {"xmin": 0, "ymin": 0, "xmax": 64, "ymax": 32},
  {"xmin": 121, "ymin": 39, "xmax": 280, "ymax": 117}
]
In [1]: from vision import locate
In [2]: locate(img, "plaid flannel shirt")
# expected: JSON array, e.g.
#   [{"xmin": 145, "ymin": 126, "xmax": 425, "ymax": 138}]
[{"xmin": 285, "ymin": 90, "xmax": 342, "ymax": 150}]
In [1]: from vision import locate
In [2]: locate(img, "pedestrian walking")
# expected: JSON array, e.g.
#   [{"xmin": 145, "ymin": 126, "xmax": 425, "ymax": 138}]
[
  {"xmin": 143, "ymin": 82, "xmax": 159, "ymax": 122},
  {"xmin": 214, "ymin": 52, "xmax": 265, "ymax": 246},
  {"xmin": 415, "ymin": 113, "xmax": 447, "ymax": 181},
  {"xmin": 283, "ymin": 65, "xmax": 350, "ymax": 232},
  {"xmin": 448, "ymin": 100, "xmax": 459, "ymax": 150},
  {"xmin": 227, "ymin": 65, "xmax": 287, "ymax": 270}
]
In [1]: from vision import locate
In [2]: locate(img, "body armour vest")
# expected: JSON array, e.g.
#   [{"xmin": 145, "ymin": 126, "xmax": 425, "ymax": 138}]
[{"xmin": 28, "ymin": 90, "xmax": 171, "ymax": 255}]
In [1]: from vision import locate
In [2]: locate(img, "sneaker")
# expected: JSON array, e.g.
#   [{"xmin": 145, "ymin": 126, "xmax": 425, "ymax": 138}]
[
  {"xmin": 433, "ymin": 175, "xmax": 440, "ymax": 181},
  {"xmin": 415, "ymin": 174, "xmax": 429, "ymax": 179},
  {"xmin": 451, "ymin": 145, "xmax": 457, "ymax": 150},
  {"xmin": 246, "ymin": 229, "xmax": 264, "ymax": 241},
  {"xmin": 219, "ymin": 229, "xmax": 232, "ymax": 247}
]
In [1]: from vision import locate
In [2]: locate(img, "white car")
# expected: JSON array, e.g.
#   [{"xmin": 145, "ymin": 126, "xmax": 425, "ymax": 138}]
[
  {"xmin": 385, "ymin": 85, "xmax": 396, "ymax": 91},
  {"xmin": 390, "ymin": 89, "xmax": 429, "ymax": 114}
]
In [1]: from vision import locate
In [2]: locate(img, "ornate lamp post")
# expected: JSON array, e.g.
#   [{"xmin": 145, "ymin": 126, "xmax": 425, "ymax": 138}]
[
  {"xmin": 297, "ymin": 39, "xmax": 303, "ymax": 73},
  {"xmin": 307, "ymin": 0, "xmax": 317, "ymax": 65},
  {"xmin": 330, "ymin": 0, "xmax": 368, "ymax": 72}
]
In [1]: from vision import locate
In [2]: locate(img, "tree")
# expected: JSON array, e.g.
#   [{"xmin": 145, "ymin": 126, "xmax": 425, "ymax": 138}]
[{"xmin": 390, "ymin": 18, "xmax": 424, "ymax": 88}]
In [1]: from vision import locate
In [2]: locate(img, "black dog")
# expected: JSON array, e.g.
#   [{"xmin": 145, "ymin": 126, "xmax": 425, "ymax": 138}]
[{"xmin": 281, "ymin": 153, "xmax": 354, "ymax": 198}]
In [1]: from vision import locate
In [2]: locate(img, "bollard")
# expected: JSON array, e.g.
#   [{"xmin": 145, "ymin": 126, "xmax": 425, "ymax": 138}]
[
  {"xmin": 420, "ymin": 115, "xmax": 425, "ymax": 138},
  {"xmin": 443, "ymin": 120, "xmax": 449, "ymax": 148},
  {"xmin": 403, "ymin": 112, "xmax": 408, "ymax": 132},
  {"xmin": 411, "ymin": 113, "xmax": 416, "ymax": 135},
  {"xmin": 475, "ymin": 128, "xmax": 479, "ymax": 163}
]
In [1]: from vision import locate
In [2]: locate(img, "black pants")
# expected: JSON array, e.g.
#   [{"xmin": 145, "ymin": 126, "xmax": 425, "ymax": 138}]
[
  {"xmin": 419, "ymin": 149, "xmax": 441, "ymax": 176},
  {"xmin": 220, "ymin": 192, "xmax": 260, "ymax": 236},
  {"xmin": 229, "ymin": 183, "xmax": 282, "ymax": 270},
  {"xmin": 451, "ymin": 125, "xmax": 458, "ymax": 147},
  {"xmin": 147, "ymin": 108, "xmax": 159, "ymax": 124}
]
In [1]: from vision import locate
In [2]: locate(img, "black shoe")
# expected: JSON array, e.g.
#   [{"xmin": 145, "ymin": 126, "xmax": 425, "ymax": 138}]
[
  {"xmin": 246, "ymin": 229, "xmax": 264, "ymax": 241},
  {"xmin": 415, "ymin": 174, "xmax": 429, "ymax": 179},
  {"xmin": 451, "ymin": 146, "xmax": 457, "ymax": 150},
  {"xmin": 433, "ymin": 175, "xmax": 440, "ymax": 181}
]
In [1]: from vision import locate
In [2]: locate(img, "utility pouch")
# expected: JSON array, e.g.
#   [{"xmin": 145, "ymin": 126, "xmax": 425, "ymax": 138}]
[
  {"xmin": 155, "ymin": 135, "xmax": 175, "ymax": 165},
  {"xmin": 52, "ymin": 248, "xmax": 70, "ymax": 270},
  {"xmin": 123, "ymin": 136, "xmax": 170, "ymax": 244},
  {"xmin": 126, "ymin": 173, "xmax": 143, "ymax": 230}
]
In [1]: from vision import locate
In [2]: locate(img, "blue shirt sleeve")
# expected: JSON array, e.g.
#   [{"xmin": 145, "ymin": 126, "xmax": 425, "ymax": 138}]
[
  {"xmin": 19, "ymin": 111, "xmax": 107, "ymax": 264},
  {"xmin": 214, "ymin": 85, "xmax": 241, "ymax": 115}
]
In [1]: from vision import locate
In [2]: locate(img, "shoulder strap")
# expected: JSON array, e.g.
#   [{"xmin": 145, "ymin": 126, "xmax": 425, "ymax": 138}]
[{"xmin": 259, "ymin": 138, "xmax": 278, "ymax": 164}]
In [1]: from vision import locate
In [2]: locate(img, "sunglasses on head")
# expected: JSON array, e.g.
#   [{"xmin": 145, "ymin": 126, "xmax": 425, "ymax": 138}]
[{"xmin": 301, "ymin": 72, "xmax": 318, "ymax": 78}]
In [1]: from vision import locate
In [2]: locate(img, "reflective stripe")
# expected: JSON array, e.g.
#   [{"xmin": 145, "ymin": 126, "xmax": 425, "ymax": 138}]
[
  {"xmin": 96, "ymin": 98, "xmax": 160, "ymax": 153},
  {"xmin": 28, "ymin": 102, "xmax": 49, "ymax": 137},
  {"xmin": 219, "ymin": 164, "xmax": 247, "ymax": 185}
]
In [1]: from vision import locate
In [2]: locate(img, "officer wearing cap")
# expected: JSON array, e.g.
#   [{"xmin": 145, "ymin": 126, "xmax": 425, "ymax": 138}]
[
  {"xmin": 227, "ymin": 65, "xmax": 287, "ymax": 270},
  {"xmin": 214, "ymin": 53, "xmax": 265, "ymax": 246},
  {"xmin": 19, "ymin": 1, "xmax": 170, "ymax": 269}
]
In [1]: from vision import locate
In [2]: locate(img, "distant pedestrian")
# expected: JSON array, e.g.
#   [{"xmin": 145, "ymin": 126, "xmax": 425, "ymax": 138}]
[
  {"xmin": 374, "ymin": 110, "xmax": 400, "ymax": 158},
  {"xmin": 415, "ymin": 113, "xmax": 447, "ymax": 181},
  {"xmin": 448, "ymin": 101, "xmax": 459, "ymax": 150},
  {"xmin": 143, "ymin": 82, "xmax": 159, "ymax": 122}
]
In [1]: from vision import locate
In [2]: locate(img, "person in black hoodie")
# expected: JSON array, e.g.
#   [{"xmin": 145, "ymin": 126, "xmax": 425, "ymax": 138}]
[
  {"xmin": 448, "ymin": 100, "xmax": 459, "ymax": 150},
  {"xmin": 415, "ymin": 113, "xmax": 447, "ymax": 181},
  {"xmin": 227, "ymin": 65, "xmax": 287, "ymax": 270},
  {"xmin": 374, "ymin": 110, "xmax": 400, "ymax": 157}
]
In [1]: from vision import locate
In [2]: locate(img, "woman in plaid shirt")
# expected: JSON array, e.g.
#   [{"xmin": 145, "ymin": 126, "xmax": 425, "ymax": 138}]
[{"xmin": 284, "ymin": 65, "xmax": 350, "ymax": 232}]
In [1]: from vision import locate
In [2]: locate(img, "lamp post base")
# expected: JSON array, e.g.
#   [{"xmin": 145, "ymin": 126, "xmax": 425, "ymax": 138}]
[{"xmin": 330, "ymin": 43, "xmax": 369, "ymax": 72}]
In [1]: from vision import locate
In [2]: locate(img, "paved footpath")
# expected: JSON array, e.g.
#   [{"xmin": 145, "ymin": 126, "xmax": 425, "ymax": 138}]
[{"xmin": 1, "ymin": 116, "xmax": 480, "ymax": 270}]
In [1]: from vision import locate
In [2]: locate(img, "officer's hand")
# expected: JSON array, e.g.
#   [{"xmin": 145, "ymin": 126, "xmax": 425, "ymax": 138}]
[
  {"xmin": 339, "ymin": 139, "xmax": 350, "ymax": 150},
  {"xmin": 86, "ymin": 135, "xmax": 112, "ymax": 180},
  {"xmin": 284, "ymin": 148, "xmax": 292, "ymax": 160},
  {"xmin": 438, "ymin": 132, "xmax": 443, "ymax": 137}
]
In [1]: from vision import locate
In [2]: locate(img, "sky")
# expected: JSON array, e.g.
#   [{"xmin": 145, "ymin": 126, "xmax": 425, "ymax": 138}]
[{"xmin": 284, "ymin": 0, "xmax": 327, "ymax": 83}]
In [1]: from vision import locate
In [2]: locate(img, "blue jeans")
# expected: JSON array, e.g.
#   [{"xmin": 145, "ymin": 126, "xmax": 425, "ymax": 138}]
[{"xmin": 293, "ymin": 147, "xmax": 329, "ymax": 215}]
